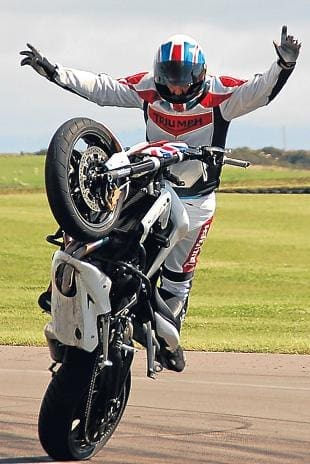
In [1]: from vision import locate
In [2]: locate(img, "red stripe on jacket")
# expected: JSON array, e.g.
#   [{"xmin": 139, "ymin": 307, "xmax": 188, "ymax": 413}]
[{"xmin": 148, "ymin": 107, "xmax": 213, "ymax": 137}]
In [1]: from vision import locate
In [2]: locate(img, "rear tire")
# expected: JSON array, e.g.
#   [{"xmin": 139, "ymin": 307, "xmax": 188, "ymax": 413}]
[
  {"xmin": 45, "ymin": 117, "xmax": 126, "ymax": 241},
  {"xmin": 38, "ymin": 349, "xmax": 131, "ymax": 460}
]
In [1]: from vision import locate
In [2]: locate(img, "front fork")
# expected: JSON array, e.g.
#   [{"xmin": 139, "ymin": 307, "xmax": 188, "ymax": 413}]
[
  {"xmin": 98, "ymin": 313, "xmax": 113, "ymax": 369},
  {"xmin": 102, "ymin": 317, "xmax": 135, "ymax": 400}
]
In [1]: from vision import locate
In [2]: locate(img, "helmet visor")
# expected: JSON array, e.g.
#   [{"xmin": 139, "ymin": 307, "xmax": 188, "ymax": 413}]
[
  {"xmin": 154, "ymin": 60, "xmax": 205, "ymax": 103},
  {"xmin": 155, "ymin": 61, "xmax": 205, "ymax": 87},
  {"xmin": 155, "ymin": 81, "xmax": 205, "ymax": 104}
]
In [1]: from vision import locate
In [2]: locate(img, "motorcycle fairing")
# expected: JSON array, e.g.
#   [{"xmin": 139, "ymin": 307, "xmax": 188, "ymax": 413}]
[
  {"xmin": 139, "ymin": 190, "xmax": 172, "ymax": 243},
  {"xmin": 146, "ymin": 182, "xmax": 189, "ymax": 278},
  {"xmin": 48, "ymin": 250, "xmax": 112, "ymax": 352}
]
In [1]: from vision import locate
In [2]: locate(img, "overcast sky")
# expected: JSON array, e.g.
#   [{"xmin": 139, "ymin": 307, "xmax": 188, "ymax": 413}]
[{"xmin": 1, "ymin": 0, "xmax": 309, "ymax": 152}]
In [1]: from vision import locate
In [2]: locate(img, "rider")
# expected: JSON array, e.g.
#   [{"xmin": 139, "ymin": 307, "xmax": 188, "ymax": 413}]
[{"xmin": 20, "ymin": 26, "xmax": 300, "ymax": 372}]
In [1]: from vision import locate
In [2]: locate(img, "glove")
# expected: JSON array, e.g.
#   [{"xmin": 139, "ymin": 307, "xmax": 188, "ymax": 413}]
[
  {"xmin": 20, "ymin": 43, "xmax": 56, "ymax": 80},
  {"xmin": 140, "ymin": 141, "xmax": 189, "ymax": 158},
  {"xmin": 273, "ymin": 25, "xmax": 301, "ymax": 69}
]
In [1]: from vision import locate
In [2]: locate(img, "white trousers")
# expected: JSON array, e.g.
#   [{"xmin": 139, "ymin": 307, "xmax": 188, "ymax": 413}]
[{"xmin": 161, "ymin": 191, "xmax": 216, "ymax": 298}]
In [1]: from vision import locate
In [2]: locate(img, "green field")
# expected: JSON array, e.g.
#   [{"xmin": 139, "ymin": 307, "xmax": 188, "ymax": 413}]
[
  {"xmin": 182, "ymin": 193, "xmax": 310, "ymax": 353},
  {"xmin": 0, "ymin": 155, "xmax": 309, "ymax": 351},
  {"xmin": 0, "ymin": 155, "xmax": 45, "ymax": 191},
  {"xmin": 221, "ymin": 164, "xmax": 310, "ymax": 189},
  {"xmin": 1, "ymin": 154, "xmax": 310, "ymax": 192},
  {"xmin": 0, "ymin": 193, "xmax": 57, "ymax": 345},
  {"xmin": 0, "ymin": 190, "xmax": 309, "ymax": 352}
]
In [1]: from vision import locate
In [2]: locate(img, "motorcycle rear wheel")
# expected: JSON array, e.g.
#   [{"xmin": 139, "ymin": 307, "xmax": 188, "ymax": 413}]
[
  {"xmin": 38, "ymin": 349, "xmax": 131, "ymax": 460},
  {"xmin": 45, "ymin": 117, "xmax": 126, "ymax": 241}
]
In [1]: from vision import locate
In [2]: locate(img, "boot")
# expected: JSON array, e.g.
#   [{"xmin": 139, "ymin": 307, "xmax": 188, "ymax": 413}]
[
  {"xmin": 156, "ymin": 287, "xmax": 188, "ymax": 372},
  {"xmin": 158, "ymin": 288, "xmax": 189, "ymax": 331},
  {"xmin": 157, "ymin": 343, "xmax": 186, "ymax": 372}
]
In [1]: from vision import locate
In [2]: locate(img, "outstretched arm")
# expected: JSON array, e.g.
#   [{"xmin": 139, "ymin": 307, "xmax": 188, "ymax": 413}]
[
  {"xmin": 19, "ymin": 44, "xmax": 144, "ymax": 109},
  {"xmin": 220, "ymin": 25, "xmax": 301, "ymax": 121}
]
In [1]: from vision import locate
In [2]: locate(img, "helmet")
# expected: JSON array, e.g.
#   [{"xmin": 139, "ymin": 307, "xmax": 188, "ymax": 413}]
[{"xmin": 154, "ymin": 34, "xmax": 206, "ymax": 104}]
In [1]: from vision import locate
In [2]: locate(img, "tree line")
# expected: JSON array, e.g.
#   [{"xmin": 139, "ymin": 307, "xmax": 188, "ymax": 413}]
[{"xmin": 231, "ymin": 147, "xmax": 310, "ymax": 169}]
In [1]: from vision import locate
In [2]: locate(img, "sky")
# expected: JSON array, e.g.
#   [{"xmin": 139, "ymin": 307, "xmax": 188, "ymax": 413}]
[{"xmin": 1, "ymin": 0, "xmax": 309, "ymax": 153}]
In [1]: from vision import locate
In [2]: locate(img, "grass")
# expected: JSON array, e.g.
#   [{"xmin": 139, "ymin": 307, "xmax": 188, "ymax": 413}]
[
  {"xmin": 1, "ymin": 154, "xmax": 310, "ymax": 191},
  {"xmin": 182, "ymin": 194, "xmax": 310, "ymax": 353},
  {"xmin": 0, "ymin": 190, "xmax": 309, "ymax": 352},
  {"xmin": 221, "ymin": 165, "xmax": 310, "ymax": 189},
  {"xmin": 0, "ymin": 155, "xmax": 45, "ymax": 191},
  {"xmin": 0, "ymin": 155, "xmax": 309, "ymax": 350},
  {"xmin": 0, "ymin": 193, "xmax": 57, "ymax": 345}
]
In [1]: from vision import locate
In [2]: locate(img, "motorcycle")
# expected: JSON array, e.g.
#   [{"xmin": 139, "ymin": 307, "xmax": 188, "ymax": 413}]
[{"xmin": 38, "ymin": 117, "xmax": 250, "ymax": 460}]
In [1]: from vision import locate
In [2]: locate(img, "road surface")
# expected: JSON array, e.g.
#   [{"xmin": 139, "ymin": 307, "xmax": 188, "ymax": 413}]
[{"xmin": 0, "ymin": 346, "xmax": 309, "ymax": 463}]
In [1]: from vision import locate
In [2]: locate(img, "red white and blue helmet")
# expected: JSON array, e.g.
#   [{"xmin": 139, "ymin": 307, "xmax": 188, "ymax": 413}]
[{"xmin": 154, "ymin": 34, "xmax": 206, "ymax": 104}]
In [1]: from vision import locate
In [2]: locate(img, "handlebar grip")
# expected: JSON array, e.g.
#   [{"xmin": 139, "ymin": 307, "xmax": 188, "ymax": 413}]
[
  {"xmin": 103, "ymin": 159, "xmax": 158, "ymax": 180},
  {"xmin": 224, "ymin": 156, "xmax": 251, "ymax": 168},
  {"xmin": 104, "ymin": 154, "xmax": 179, "ymax": 181}
]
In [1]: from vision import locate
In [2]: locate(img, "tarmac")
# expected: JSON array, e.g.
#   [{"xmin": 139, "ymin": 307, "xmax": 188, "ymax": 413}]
[{"xmin": 0, "ymin": 346, "xmax": 310, "ymax": 464}]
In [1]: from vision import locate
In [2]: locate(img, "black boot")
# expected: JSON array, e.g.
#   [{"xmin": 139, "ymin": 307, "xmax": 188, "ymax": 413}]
[
  {"xmin": 157, "ymin": 344, "xmax": 186, "ymax": 372},
  {"xmin": 156, "ymin": 288, "xmax": 188, "ymax": 372}
]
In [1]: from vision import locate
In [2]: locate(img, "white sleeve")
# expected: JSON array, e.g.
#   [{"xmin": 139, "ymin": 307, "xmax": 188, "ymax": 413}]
[
  {"xmin": 54, "ymin": 65, "xmax": 144, "ymax": 109},
  {"xmin": 220, "ymin": 62, "xmax": 285, "ymax": 121}
]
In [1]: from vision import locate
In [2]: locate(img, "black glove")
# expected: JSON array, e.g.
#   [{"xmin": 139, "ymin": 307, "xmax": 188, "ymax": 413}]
[
  {"xmin": 20, "ymin": 43, "xmax": 57, "ymax": 80},
  {"xmin": 273, "ymin": 25, "xmax": 301, "ymax": 69}
]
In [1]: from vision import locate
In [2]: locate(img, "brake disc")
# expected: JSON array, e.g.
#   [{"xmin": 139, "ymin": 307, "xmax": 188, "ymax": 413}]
[{"xmin": 78, "ymin": 146, "xmax": 109, "ymax": 211}]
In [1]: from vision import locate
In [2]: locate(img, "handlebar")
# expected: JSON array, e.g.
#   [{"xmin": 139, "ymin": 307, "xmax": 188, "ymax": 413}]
[
  {"xmin": 185, "ymin": 146, "xmax": 250, "ymax": 168},
  {"xmin": 104, "ymin": 145, "xmax": 250, "ymax": 181},
  {"xmin": 222, "ymin": 156, "xmax": 251, "ymax": 168}
]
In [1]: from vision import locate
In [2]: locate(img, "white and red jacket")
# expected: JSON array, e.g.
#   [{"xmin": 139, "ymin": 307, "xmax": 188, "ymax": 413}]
[{"xmin": 54, "ymin": 61, "xmax": 293, "ymax": 196}]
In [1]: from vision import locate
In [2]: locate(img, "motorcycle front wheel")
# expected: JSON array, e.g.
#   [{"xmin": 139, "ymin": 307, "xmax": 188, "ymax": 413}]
[
  {"xmin": 38, "ymin": 349, "xmax": 131, "ymax": 460},
  {"xmin": 45, "ymin": 117, "xmax": 127, "ymax": 241}
]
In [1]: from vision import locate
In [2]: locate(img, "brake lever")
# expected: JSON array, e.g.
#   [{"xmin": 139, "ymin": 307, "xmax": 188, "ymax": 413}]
[
  {"xmin": 201, "ymin": 152, "xmax": 225, "ymax": 166},
  {"xmin": 186, "ymin": 146, "xmax": 228, "ymax": 165}
]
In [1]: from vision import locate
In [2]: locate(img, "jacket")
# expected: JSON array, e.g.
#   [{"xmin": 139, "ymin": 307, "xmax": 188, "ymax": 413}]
[{"xmin": 54, "ymin": 61, "xmax": 294, "ymax": 196}]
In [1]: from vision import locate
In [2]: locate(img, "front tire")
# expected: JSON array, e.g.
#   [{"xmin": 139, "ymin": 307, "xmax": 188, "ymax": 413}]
[
  {"xmin": 38, "ymin": 350, "xmax": 131, "ymax": 460},
  {"xmin": 45, "ymin": 117, "xmax": 126, "ymax": 241}
]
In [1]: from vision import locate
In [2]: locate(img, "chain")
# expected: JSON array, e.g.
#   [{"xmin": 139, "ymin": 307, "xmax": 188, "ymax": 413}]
[{"xmin": 83, "ymin": 348, "xmax": 101, "ymax": 445}]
